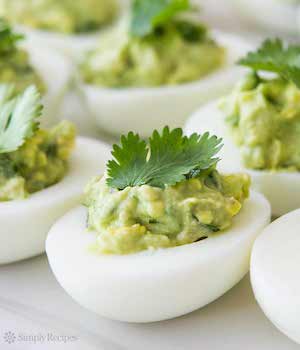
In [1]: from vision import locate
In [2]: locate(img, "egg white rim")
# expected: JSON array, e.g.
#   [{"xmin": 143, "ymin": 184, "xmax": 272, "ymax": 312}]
[
  {"xmin": 0, "ymin": 136, "xmax": 111, "ymax": 213},
  {"xmin": 46, "ymin": 190, "xmax": 270, "ymax": 273}
]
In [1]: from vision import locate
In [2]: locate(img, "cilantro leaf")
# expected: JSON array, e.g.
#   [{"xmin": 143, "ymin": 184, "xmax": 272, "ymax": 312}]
[
  {"xmin": 107, "ymin": 132, "xmax": 148, "ymax": 189},
  {"xmin": 238, "ymin": 38, "xmax": 300, "ymax": 88},
  {"xmin": 130, "ymin": 0, "xmax": 190, "ymax": 37},
  {"xmin": 0, "ymin": 85, "xmax": 43, "ymax": 154},
  {"xmin": 106, "ymin": 126, "xmax": 223, "ymax": 190},
  {"xmin": 0, "ymin": 19, "xmax": 23, "ymax": 54}
]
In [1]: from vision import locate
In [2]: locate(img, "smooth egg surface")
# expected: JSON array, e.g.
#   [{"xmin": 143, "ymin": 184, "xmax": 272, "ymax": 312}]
[
  {"xmin": 184, "ymin": 101, "xmax": 300, "ymax": 217},
  {"xmin": 78, "ymin": 31, "xmax": 252, "ymax": 138},
  {"xmin": 46, "ymin": 191, "xmax": 270, "ymax": 323},
  {"xmin": 27, "ymin": 43, "xmax": 100, "ymax": 137},
  {"xmin": 0, "ymin": 137, "xmax": 111, "ymax": 265},
  {"xmin": 251, "ymin": 209, "xmax": 300, "ymax": 344},
  {"xmin": 18, "ymin": 26, "xmax": 107, "ymax": 57},
  {"xmin": 24, "ymin": 41, "xmax": 74, "ymax": 127}
]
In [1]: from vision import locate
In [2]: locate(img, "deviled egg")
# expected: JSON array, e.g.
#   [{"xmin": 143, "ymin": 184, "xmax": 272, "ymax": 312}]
[
  {"xmin": 0, "ymin": 84, "xmax": 110, "ymax": 265},
  {"xmin": 47, "ymin": 127, "xmax": 270, "ymax": 323},
  {"xmin": 77, "ymin": 0, "xmax": 251, "ymax": 137},
  {"xmin": 251, "ymin": 209, "xmax": 300, "ymax": 344},
  {"xmin": 0, "ymin": 20, "xmax": 73, "ymax": 127},
  {"xmin": 185, "ymin": 39, "xmax": 300, "ymax": 217},
  {"xmin": 233, "ymin": 0, "xmax": 300, "ymax": 36},
  {"xmin": 0, "ymin": 0, "xmax": 119, "ymax": 54}
]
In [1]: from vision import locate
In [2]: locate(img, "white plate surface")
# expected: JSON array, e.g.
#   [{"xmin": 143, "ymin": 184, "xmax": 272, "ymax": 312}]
[{"xmin": 0, "ymin": 255, "xmax": 298, "ymax": 349}]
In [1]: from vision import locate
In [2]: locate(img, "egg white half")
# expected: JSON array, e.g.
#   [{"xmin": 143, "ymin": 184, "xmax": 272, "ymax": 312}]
[
  {"xmin": 0, "ymin": 137, "xmax": 111, "ymax": 265},
  {"xmin": 22, "ymin": 41, "xmax": 74, "ymax": 128},
  {"xmin": 58, "ymin": 86, "xmax": 102, "ymax": 139},
  {"xmin": 19, "ymin": 26, "xmax": 103, "ymax": 57},
  {"xmin": 77, "ymin": 31, "xmax": 252, "ymax": 138},
  {"xmin": 233, "ymin": 0, "xmax": 299, "ymax": 35},
  {"xmin": 251, "ymin": 209, "xmax": 300, "ymax": 344},
  {"xmin": 46, "ymin": 191, "xmax": 270, "ymax": 323},
  {"xmin": 185, "ymin": 101, "xmax": 300, "ymax": 217}
]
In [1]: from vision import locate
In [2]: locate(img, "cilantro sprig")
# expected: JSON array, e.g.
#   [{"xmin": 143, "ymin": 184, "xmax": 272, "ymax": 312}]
[
  {"xmin": 0, "ymin": 85, "xmax": 43, "ymax": 154},
  {"xmin": 130, "ymin": 0, "xmax": 191, "ymax": 37},
  {"xmin": 107, "ymin": 127, "xmax": 223, "ymax": 190},
  {"xmin": 0, "ymin": 19, "xmax": 23, "ymax": 54},
  {"xmin": 238, "ymin": 39, "xmax": 300, "ymax": 88}
]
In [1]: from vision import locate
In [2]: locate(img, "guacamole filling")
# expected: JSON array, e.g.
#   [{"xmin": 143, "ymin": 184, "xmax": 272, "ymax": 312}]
[
  {"xmin": 0, "ymin": 0, "xmax": 117, "ymax": 34},
  {"xmin": 83, "ymin": 126, "xmax": 250, "ymax": 255},
  {"xmin": 80, "ymin": 20, "xmax": 225, "ymax": 88},
  {"xmin": 0, "ymin": 48, "xmax": 45, "ymax": 94},
  {"xmin": 0, "ymin": 84, "xmax": 76, "ymax": 201},
  {"xmin": 0, "ymin": 20, "xmax": 45, "ymax": 93},
  {"xmin": 0, "ymin": 120, "xmax": 76, "ymax": 201},
  {"xmin": 220, "ymin": 72, "xmax": 300, "ymax": 170},
  {"xmin": 84, "ymin": 169, "xmax": 250, "ymax": 255}
]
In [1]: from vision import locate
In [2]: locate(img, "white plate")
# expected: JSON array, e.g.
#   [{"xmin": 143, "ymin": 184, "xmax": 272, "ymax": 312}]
[{"xmin": 0, "ymin": 255, "xmax": 298, "ymax": 349}]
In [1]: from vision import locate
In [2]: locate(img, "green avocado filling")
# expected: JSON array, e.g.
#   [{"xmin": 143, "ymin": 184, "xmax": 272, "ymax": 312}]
[
  {"xmin": 84, "ymin": 170, "xmax": 250, "ymax": 255},
  {"xmin": 0, "ymin": 85, "xmax": 76, "ymax": 201},
  {"xmin": 0, "ymin": 20, "xmax": 45, "ymax": 93},
  {"xmin": 0, "ymin": 49, "xmax": 45, "ymax": 94},
  {"xmin": 83, "ymin": 127, "xmax": 250, "ymax": 255},
  {"xmin": 0, "ymin": 0, "xmax": 117, "ymax": 34},
  {"xmin": 80, "ymin": 15, "xmax": 225, "ymax": 87},
  {"xmin": 0, "ymin": 121, "xmax": 76, "ymax": 201},
  {"xmin": 220, "ymin": 72, "xmax": 300, "ymax": 171}
]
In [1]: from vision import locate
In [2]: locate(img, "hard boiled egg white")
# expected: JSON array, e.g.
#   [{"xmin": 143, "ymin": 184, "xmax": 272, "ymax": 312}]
[
  {"xmin": 78, "ymin": 31, "xmax": 252, "ymax": 138},
  {"xmin": 46, "ymin": 191, "xmax": 270, "ymax": 323},
  {"xmin": 58, "ymin": 85, "xmax": 102, "ymax": 139},
  {"xmin": 233, "ymin": 0, "xmax": 299, "ymax": 35},
  {"xmin": 19, "ymin": 25, "xmax": 104, "ymax": 57},
  {"xmin": 24, "ymin": 41, "xmax": 73, "ymax": 128},
  {"xmin": 251, "ymin": 209, "xmax": 300, "ymax": 344},
  {"xmin": 185, "ymin": 101, "xmax": 300, "ymax": 217},
  {"xmin": 0, "ymin": 137, "xmax": 110, "ymax": 265}
]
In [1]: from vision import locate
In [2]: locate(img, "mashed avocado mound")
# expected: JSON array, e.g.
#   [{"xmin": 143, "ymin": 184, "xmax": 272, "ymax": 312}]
[
  {"xmin": 0, "ymin": 120, "xmax": 76, "ymax": 201},
  {"xmin": 0, "ymin": 20, "xmax": 45, "ymax": 93},
  {"xmin": 80, "ymin": 21, "xmax": 225, "ymax": 88},
  {"xmin": 83, "ymin": 127, "xmax": 250, "ymax": 255},
  {"xmin": 84, "ymin": 171, "xmax": 249, "ymax": 255},
  {"xmin": 0, "ymin": 49, "xmax": 45, "ymax": 93},
  {"xmin": 0, "ymin": 84, "xmax": 76, "ymax": 201},
  {"xmin": 221, "ymin": 39, "xmax": 300, "ymax": 171},
  {"xmin": 221, "ymin": 72, "xmax": 300, "ymax": 170},
  {"xmin": 0, "ymin": 0, "xmax": 117, "ymax": 34}
]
